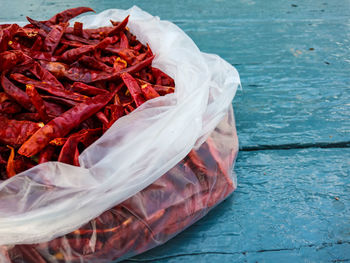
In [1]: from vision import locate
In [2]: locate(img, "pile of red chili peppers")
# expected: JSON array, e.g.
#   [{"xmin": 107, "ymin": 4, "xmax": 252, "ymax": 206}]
[
  {"xmin": 0, "ymin": 7, "xmax": 175, "ymax": 179},
  {"xmin": 0, "ymin": 7, "xmax": 237, "ymax": 263}
]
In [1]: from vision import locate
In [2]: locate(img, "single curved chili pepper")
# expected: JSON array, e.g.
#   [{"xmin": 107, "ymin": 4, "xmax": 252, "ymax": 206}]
[
  {"xmin": 0, "ymin": 116, "xmax": 44, "ymax": 147},
  {"xmin": 65, "ymin": 55, "xmax": 154, "ymax": 83},
  {"xmin": 78, "ymin": 55, "xmax": 113, "ymax": 72},
  {"xmin": 43, "ymin": 23, "xmax": 68, "ymax": 54},
  {"xmin": 26, "ymin": 16, "xmax": 52, "ymax": 33},
  {"xmin": 18, "ymin": 88, "xmax": 118, "ymax": 157},
  {"xmin": 1, "ymin": 74, "xmax": 35, "ymax": 111},
  {"xmin": 47, "ymin": 7, "xmax": 95, "ymax": 25},
  {"xmin": 10, "ymin": 73, "xmax": 88, "ymax": 102},
  {"xmin": 121, "ymin": 72, "xmax": 145, "ymax": 106},
  {"xmin": 26, "ymin": 84, "xmax": 50, "ymax": 123},
  {"xmin": 71, "ymin": 82, "xmax": 109, "ymax": 96},
  {"xmin": 107, "ymin": 15, "xmax": 129, "ymax": 37},
  {"xmin": 6, "ymin": 146, "xmax": 16, "ymax": 178},
  {"xmin": 60, "ymin": 44, "xmax": 94, "ymax": 62}
]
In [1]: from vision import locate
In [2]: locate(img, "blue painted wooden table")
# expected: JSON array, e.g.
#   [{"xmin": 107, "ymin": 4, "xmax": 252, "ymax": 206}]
[{"xmin": 1, "ymin": 0, "xmax": 349, "ymax": 262}]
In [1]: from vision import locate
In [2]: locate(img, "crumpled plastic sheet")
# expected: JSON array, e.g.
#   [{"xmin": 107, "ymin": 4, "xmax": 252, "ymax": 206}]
[{"xmin": 0, "ymin": 6, "xmax": 240, "ymax": 262}]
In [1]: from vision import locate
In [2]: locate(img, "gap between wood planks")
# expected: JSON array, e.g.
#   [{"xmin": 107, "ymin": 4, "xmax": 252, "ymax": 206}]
[{"xmin": 240, "ymin": 141, "xmax": 350, "ymax": 151}]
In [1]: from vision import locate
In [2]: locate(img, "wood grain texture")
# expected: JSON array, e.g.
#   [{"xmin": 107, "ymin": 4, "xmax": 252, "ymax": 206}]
[{"xmin": 0, "ymin": 0, "xmax": 349, "ymax": 262}]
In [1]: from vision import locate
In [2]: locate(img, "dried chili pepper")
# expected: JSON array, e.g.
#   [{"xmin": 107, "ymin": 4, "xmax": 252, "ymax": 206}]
[
  {"xmin": 18, "ymin": 89, "xmax": 118, "ymax": 157},
  {"xmin": 46, "ymin": 7, "xmax": 94, "ymax": 25},
  {"xmin": 26, "ymin": 84, "xmax": 50, "ymax": 123},
  {"xmin": 121, "ymin": 72, "xmax": 145, "ymax": 106},
  {"xmin": 0, "ymin": 116, "xmax": 43, "ymax": 147}
]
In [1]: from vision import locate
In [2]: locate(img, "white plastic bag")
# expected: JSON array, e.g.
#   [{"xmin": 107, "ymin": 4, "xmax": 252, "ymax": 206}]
[{"xmin": 0, "ymin": 6, "xmax": 240, "ymax": 246}]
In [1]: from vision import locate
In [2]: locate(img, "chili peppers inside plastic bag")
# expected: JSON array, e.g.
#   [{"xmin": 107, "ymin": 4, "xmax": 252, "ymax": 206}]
[{"xmin": 0, "ymin": 6, "xmax": 240, "ymax": 263}]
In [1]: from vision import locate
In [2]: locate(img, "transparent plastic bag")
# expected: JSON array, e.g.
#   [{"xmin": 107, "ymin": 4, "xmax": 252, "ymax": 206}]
[{"xmin": 0, "ymin": 6, "xmax": 240, "ymax": 262}]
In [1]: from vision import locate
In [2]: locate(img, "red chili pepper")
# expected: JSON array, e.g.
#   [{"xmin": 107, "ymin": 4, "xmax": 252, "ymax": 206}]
[
  {"xmin": 71, "ymin": 82, "xmax": 109, "ymax": 96},
  {"xmin": 46, "ymin": 7, "xmax": 95, "ymax": 25},
  {"xmin": 0, "ymin": 116, "xmax": 43, "ymax": 147},
  {"xmin": 119, "ymin": 32, "xmax": 129, "ymax": 49},
  {"xmin": 78, "ymin": 55, "xmax": 113, "ymax": 72},
  {"xmin": 58, "ymin": 130, "xmax": 88, "ymax": 166},
  {"xmin": 26, "ymin": 84, "xmax": 51, "ymax": 123},
  {"xmin": 10, "ymin": 73, "xmax": 88, "ymax": 102},
  {"xmin": 6, "ymin": 146, "xmax": 16, "ymax": 178},
  {"xmin": 60, "ymin": 44, "xmax": 95, "ymax": 62},
  {"xmin": 121, "ymin": 72, "xmax": 146, "ymax": 106},
  {"xmin": 43, "ymin": 23, "xmax": 68, "ymax": 54},
  {"xmin": 26, "ymin": 16, "xmax": 52, "ymax": 33},
  {"xmin": 18, "ymin": 89, "xmax": 118, "ymax": 157},
  {"xmin": 107, "ymin": 15, "xmax": 129, "ymax": 37}
]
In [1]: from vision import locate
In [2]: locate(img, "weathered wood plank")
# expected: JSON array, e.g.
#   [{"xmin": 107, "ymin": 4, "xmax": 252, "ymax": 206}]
[
  {"xmin": 125, "ymin": 148, "xmax": 350, "ymax": 262},
  {"xmin": 180, "ymin": 20, "xmax": 350, "ymax": 146}
]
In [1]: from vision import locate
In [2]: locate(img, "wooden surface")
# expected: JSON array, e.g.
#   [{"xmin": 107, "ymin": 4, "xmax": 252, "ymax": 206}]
[{"xmin": 1, "ymin": 0, "xmax": 349, "ymax": 262}]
